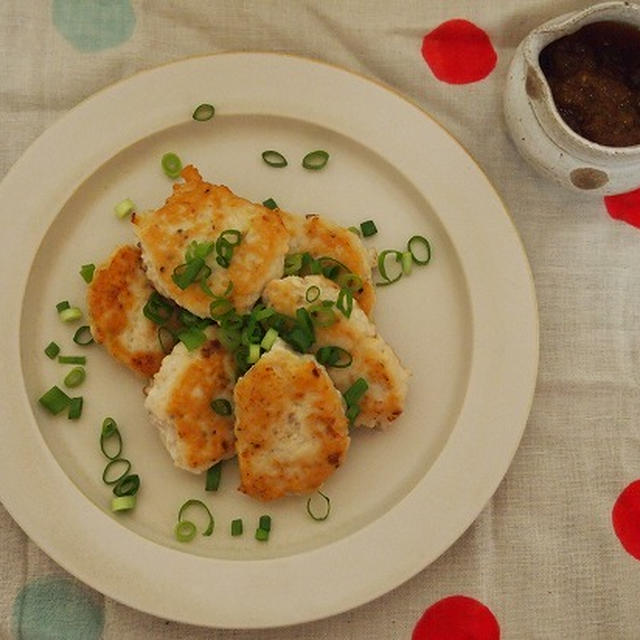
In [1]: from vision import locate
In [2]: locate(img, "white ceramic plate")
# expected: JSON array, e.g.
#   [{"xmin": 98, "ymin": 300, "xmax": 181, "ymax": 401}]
[{"xmin": 0, "ymin": 53, "xmax": 537, "ymax": 628}]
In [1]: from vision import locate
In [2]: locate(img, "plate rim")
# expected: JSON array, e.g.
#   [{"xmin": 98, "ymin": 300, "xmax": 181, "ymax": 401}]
[{"xmin": 0, "ymin": 51, "xmax": 538, "ymax": 628}]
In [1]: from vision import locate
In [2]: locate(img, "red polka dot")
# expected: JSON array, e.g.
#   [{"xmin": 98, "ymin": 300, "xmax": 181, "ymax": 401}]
[
  {"xmin": 604, "ymin": 187, "xmax": 640, "ymax": 228},
  {"xmin": 421, "ymin": 19, "xmax": 497, "ymax": 84},
  {"xmin": 412, "ymin": 595, "xmax": 500, "ymax": 640},
  {"xmin": 612, "ymin": 479, "xmax": 640, "ymax": 560}
]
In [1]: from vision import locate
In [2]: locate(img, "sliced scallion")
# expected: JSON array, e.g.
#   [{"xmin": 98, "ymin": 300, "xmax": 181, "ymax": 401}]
[
  {"xmin": 211, "ymin": 398, "xmax": 232, "ymax": 416},
  {"xmin": 175, "ymin": 520, "xmax": 197, "ymax": 542},
  {"xmin": 407, "ymin": 234, "xmax": 432, "ymax": 265},
  {"xmin": 58, "ymin": 355, "xmax": 86, "ymax": 365},
  {"xmin": 262, "ymin": 198, "xmax": 278, "ymax": 210},
  {"xmin": 79, "ymin": 263, "xmax": 95, "ymax": 283},
  {"xmin": 247, "ymin": 342, "xmax": 261, "ymax": 363},
  {"xmin": 143, "ymin": 291, "xmax": 175, "ymax": 325},
  {"xmin": 67, "ymin": 396, "xmax": 83, "ymax": 420},
  {"xmin": 305, "ymin": 285, "xmax": 321, "ymax": 303},
  {"xmin": 161, "ymin": 152, "xmax": 183, "ymax": 179},
  {"xmin": 376, "ymin": 249, "xmax": 403, "ymax": 286},
  {"xmin": 347, "ymin": 226, "xmax": 361, "ymax": 236},
  {"xmin": 192, "ymin": 103, "xmax": 215, "ymax": 121},
  {"xmin": 360, "ymin": 219, "xmax": 378, "ymax": 237},
  {"xmin": 44, "ymin": 341, "xmax": 60, "ymax": 359},
  {"xmin": 102, "ymin": 458, "xmax": 131, "ymax": 485},
  {"xmin": 59, "ymin": 307, "xmax": 83, "ymax": 323},
  {"xmin": 306, "ymin": 490, "xmax": 331, "ymax": 521},
  {"xmin": 308, "ymin": 301, "xmax": 337, "ymax": 328},
  {"xmin": 157, "ymin": 326, "xmax": 176, "ymax": 355},
  {"xmin": 177, "ymin": 327, "xmax": 206, "ymax": 351},
  {"xmin": 64, "ymin": 366, "xmax": 86, "ymax": 388},
  {"xmin": 113, "ymin": 473, "xmax": 140, "ymax": 497},
  {"xmin": 114, "ymin": 198, "xmax": 135, "ymax": 219},
  {"xmin": 56, "ymin": 300, "xmax": 70, "ymax": 313},
  {"xmin": 172, "ymin": 257, "xmax": 205, "ymax": 290},
  {"xmin": 343, "ymin": 377, "xmax": 368, "ymax": 407},
  {"xmin": 260, "ymin": 327, "xmax": 278, "ymax": 351},
  {"xmin": 255, "ymin": 527, "xmax": 270, "ymax": 541},
  {"xmin": 401, "ymin": 250, "xmax": 413, "ymax": 275},
  {"xmin": 231, "ymin": 518, "xmax": 243, "ymax": 536},
  {"xmin": 205, "ymin": 462, "xmax": 222, "ymax": 491},
  {"xmin": 38, "ymin": 386, "xmax": 71, "ymax": 415},
  {"xmin": 73, "ymin": 325, "xmax": 94, "ymax": 346},
  {"xmin": 100, "ymin": 418, "xmax": 122, "ymax": 460},
  {"xmin": 178, "ymin": 499, "xmax": 214, "ymax": 537},
  {"xmin": 259, "ymin": 514, "xmax": 272, "ymax": 531},
  {"xmin": 111, "ymin": 495, "xmax": 136, "ymax": 512},
  {"xmin": 261, "ymin": 150, "xmax": 288, "ymax": 168},
  {"xmin": 302, "ymin": 150, "xmax": 329, "ymax": 170},
  {"xmin": 336, "ymin": 272, "xmax": 363, "ymax": 293},
  {"xmin": 336, "ymin": 288, "xmax": 353, "ymax": 318},
  {"xmin": 315, "ymin": 345, "xmax": 352, "ymax": 368}
]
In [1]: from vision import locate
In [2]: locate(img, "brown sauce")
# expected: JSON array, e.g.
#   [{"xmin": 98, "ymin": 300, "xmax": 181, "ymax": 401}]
[{"xmin": 539, "ymin": 20, "xmax": 640, "ymax": 147}]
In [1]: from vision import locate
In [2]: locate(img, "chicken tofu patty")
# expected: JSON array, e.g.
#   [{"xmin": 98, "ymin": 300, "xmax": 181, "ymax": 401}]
[
  {"xmin": 233, "ymin": 341, "xmax": 350, "ymax": 501},
  {"xmin": 262, "ymin": 275, "xmax": 409, "ymax": 429},
  {"xmin": 133, "ymin": 165, "xmax": 290, "ymax": 317},
  {"xmin": 279, "ymin": 211, "xmax": 376, "ymax": 315},
  {"xmin": 87, "ymin": 244, "xmax": 168, "ymax": 377},
  {"xmin": 144, "ymin": 327, "xmax": 236, "ymax": 473}
]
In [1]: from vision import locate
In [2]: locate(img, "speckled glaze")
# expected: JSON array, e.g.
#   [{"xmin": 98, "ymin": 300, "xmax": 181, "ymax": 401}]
[{"xmin": 504, "ymin": 1, "xmax": 640, "ymax": 196}]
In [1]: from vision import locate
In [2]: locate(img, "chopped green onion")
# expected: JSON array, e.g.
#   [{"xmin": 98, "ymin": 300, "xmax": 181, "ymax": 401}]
[
  {"xmin": 336, "ymin": 272, "xmax": 363, "ymax": 293},
  {"xmin": 305, "ymin": 285, "xmax": 321, "ymax": 303},
  {"xmin": 336, "ymin": 288, "xmax": 353, "ymax": 318},
  {"xmin": 345, "ymin": 404, "xmax": 361, "ymax": 422},
  {"xmin": 308, "ymin": 302, "xmax": 337, "ymax": 328},
  {"xmin": 261, "ymin": 150, "xmax": 287, "ymax": 168},
  {"xmin": 262, "ymin": 198, "xmax": 278, "ymax": 210},
  {"xmin": 255, "ymin": 527, "xmax": 270, "ymax": 541},
  {"xmin": 210, "ymin": 398, "xmax": 232, "ymax": 416},
  {"xmin": 247, "ymin": 343, "xmax": 261, "ymax": 363},
  {"xmin": 219, "ymin": 326, "xmax": 241, "ymax": 351},
  {"xmin": 219, "ymin": 229, "xmax": 242, "ymax": 247},
  {"xmin": 306, "ymin": 490, "xmax": 331, "ymax": 521},
  {"xmin": 161, "ymin": 152, "xmax": 183, "ymax": 179},
  {"xmin": 315, "ymin": 345, "xmax": 352, "ymax": 368},
  {"xmin": 157, "ymin": 326, "xmax": 176, "ymax": 355},
  {"xmin": 205, "ymin": 462, "xmax": 222, "ymax": 491},
  {"xmin": 302, "ymin": 150, "xmax": 329, "ymax": 170},
  {"xmin": 343, "ymin": 377, "xmax": 368, "ymax": 406},
  {"xmin": 401, "ymin": 250, "xmax": 413, "ymax": 275},
  {"xmin": 113, "ymin": 473, "xmax": 140, "ymax": 497},
  {"xmin": 111, "ymin": 495, "xmax": 136, "ymax": 512},
  {"xmin": 64, "ymin": 366, "xmax": 86, "ymax": 388},
  {"xmin": 44, "ymin": 341, "xmax": 60, "ymax": 359},
  {"xmin": 72, "ymin": 325, "xmax": 94, "ymax": 346},
  {"xmin": 102, "ymin": 458, "xmax": 131, "ymax": 485},
  {"xmin": 56, "ymin": 300, "xmax": 70, "ymax": 312},
  {"xmin": 192, "ymin": 103, "xmax": 215, "ymax": 121},
  {"xmin": 360, "ymin": 219, "xmax": 378, "ymax": 237},
  {"xmin": 58, "ymin": 355, "xmax": 86, "ymax": 365},
  {"xmin": 172, "ymin": 257, "xmax": 205, "ymax": 290},
  {"xmin": 259, "ymin": 514, "xmax": 272, "ymax": 531},
  {"xmin": 185, "ymin": 240, "xmax": 215, "ymax": 262},
  {"xmin": 114, "ymin": 198, "xmax": 135, "ymax": 219},
  {"xmin": 67, "ymin": 396, "xmax": 83, "ymax": 420},
  {"xmin": 178, "ymin": 327, "xmax": 206, "ymax": 351},
  {"xmin": 178, "ymin": 499, "xmax": 214, "ymax": 536},
  {"xmin": 100, "ymin": 418, "xmax": 122, "ymax": 460},
  {"xmin": 38, "ymin": 386, "xmax": 71, "ymax": 415},
  {"xmin": 347, "ymin": 226, "xmax": 361, "ymax": 236},
  {"xmin": 175, "ymin": 520, "xmax": 197, "ymax": 542},
  {"xmin": 59, "ymin": 307, "xmax": 83, "ymax": 323},
  {"xmin": 376, "ymin": 249, "xmax": 403, "ymax": 286},
  {"xmin": 283, "ymin": 253, "xmax": 304, "ymax": 276},
  {"xmin": 143, "ymin": 291, "xmax": 175, "ymax": 325},
  {"xmin": 79, "ymin": 263, "xmax": 95, "ymax": 283},
  {"xmin": 209, "ymin": 297, "xmax": 234, "ymax": 320},
  {"xmin": 231, "ymin": 518, "xmax": 243, "ymax": 536},
  {"xmin": 407, "ymin": 234, "xmax": 432, "ymax": 265},
  {"xmin": 260, "ymin": 327, "xmax": 278, "ymax": 350}
]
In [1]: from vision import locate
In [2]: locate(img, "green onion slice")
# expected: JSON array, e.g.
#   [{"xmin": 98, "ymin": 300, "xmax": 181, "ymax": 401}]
[
  {"xmin": 315, "ymin": 345, "xmax": 352, "ymax": 368},
  {"xmin": 143, "ymin": 291, "xmax": 175, "ymax": 325},
  {"xmin": 308, "ymin": 302, "xmax": 337, "ymax": 327},
  {"xmin": 56, "ymin": 300, "xmax": 70, "ymax": 312},
  {"xmin": 259, "ymin": 514, "xmax": 272, "ymax": 531},
  {"xmin": 192, "ymin": 103, "xmax": 215, "ymax": 121},
  {"xmin": 38, "ymin": 386, "xmax": 71, "ymax": 415},
  {"xmin": 161, "ymin": 152, "xmax": 183, "ymax": 179},
  {"xmin": 343, "ymin": 377, "xmax": 369, "ymax": 407},
  {"xmin": 185, "ymin": 240, "xmax": 214, "ymax": 262},
  {"xmin": 283, "ymin": 253, "xmax": 304, "ymax": 276},
  {"xmin": 305, "ymin": 285, "xmax": 321, "ymax": 303},
  {"xmin": 44, "ymin": 341, "xmax": 60, "ymax": 359},
  {"xmin": 113, "ymin": 473, "xmax": 140, "ymax": 497},
  {"xmin": 111, "ymin": 495, "xmax": 136, "ymax": 512},
  {"xmin": 178, "ymin": 499, "xmax": 214, "ymax": 537},
  {"xmin": 59, "ymin": 307, "xmax": 83, "ymax": 323},
  {"xmin": 211, "ymin": 398, "xmax": 232, "ymax": 416},
  {"xmin": 407, "ymin": 234, "xmax": 432, "ymax": 265},
  {"xmin": 101, "ymin": 417, "xmax": 118, "ymax": 438},
  {"xmin": 360, "ymin": 219, "xmax": 378, "ymax": 237},
  {"xmin": 64, "ymin": 366, "xmax": 86, "ymax": 388},
  {"xmin": 67, "ymin": 397, "xmax": 83, "ymax": 420},
  {"xmin": 376, "ymin": 249, "xmax": 403, "ymax": 286},
  {"xmin": 79, "ymin": 263, "xmax": 95, "ymax": 283},
  {"xmin": 262, "ymin": 198, "xmax": 278, "ymax": 210},
  {"xmin": 73, "ymin": 325, "xmax": 94, "ymax": 346},
  {"xmin": 247, "ymin": 343, "xmax": 261, "ymax": 363},
  {"xmin": 302, "ymin": 150, "xmax": 329, "ymax": 170},
  {"xmin": 255, "ymin": 527, "xmax": 270, "ymax": 541},
  {"xmin": 336, "ymin": 272, "xmax": 363, "ymax": 293},
  {"xmin": 219, "ymin": 229, "xmax": 242, "ymax": 247},
  {"xmin": 401, "ymin": 250, "xmax": 413, "ymax": 276},
  {"xmin": 102, "ymin": 458, "xmax": 131, "ymax": 485},
  {"xmin": 261, "ymin": 150, "xmax": 287, "ymax": 168},
  {"xmin": 172, "ymin": 257, "xmax": 205, "ymax": 290},
  {"xmin": 58, "ymin": 355, "xmax": 86, "ymax": 365},
  {"xmin": 175, "ymin": 520, "xmax": 197, "ymax": 542},
  {"xmin": 306, "ymin": 490, "xmax": 331, "ymax": 521},
  {"xmin": 114, "ymin": 198, "xmax": 135, "ymax": 219},
  {"xmin": 210, "ymin": 297, "xmax": 234, "ymax": 321},
  {"xmin": 100, "ymin": 419, "xmax": 122, "ymax": 460},
  {"xmin": 260, "ymin": 327, "xmax": 278, "ymax": 351},
  {"xmin": 157, "ymin": 326, "xmax": 176, "ymax": 355},
  {"xmin": 336, "ymin": 288, "xmax": 353, "ymax": 318},
  {"xmin": 347, "ymin": 226, "xmax": 361, "ymax": 237},
  {"xmin": 178, "ymin": 327, "xmax": 207, "ymax": 351},
  {"xmin": 205, "ymin": 462, "xmax": 222, "ymax": 491},
  {"xmin": 231, "ymin": 518, "xmax": 243, "ymax": 536},
  {"xmin": 346, "ymin": 404, "xmax": 361, "ymax": 422}
]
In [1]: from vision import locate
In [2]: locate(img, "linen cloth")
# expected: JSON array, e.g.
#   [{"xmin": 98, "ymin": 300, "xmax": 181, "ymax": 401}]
[{"xmin": 3, "ymin": 1, "xmax": 640, "ymax": 638}]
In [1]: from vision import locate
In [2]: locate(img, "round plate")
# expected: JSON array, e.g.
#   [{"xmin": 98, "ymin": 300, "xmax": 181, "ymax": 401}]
[{"xmin": 0, "ymin": 53, "xmax": 538, "ymax": 628}]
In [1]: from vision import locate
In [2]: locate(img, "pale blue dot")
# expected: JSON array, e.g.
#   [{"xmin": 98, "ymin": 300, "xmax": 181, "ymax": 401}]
[
  {"xmin": 52, "ymin": 0, "xmax": 135, "ymax": 52},
  {"xmin": 12, "ymin": 576, "xmax": 104, "ymax": 640}
]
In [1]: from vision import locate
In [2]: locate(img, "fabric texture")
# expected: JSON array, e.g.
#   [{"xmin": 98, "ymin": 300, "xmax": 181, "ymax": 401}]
[{"xmin": 3, "ymin": 1, "xmax": 640, "ymax": 638}]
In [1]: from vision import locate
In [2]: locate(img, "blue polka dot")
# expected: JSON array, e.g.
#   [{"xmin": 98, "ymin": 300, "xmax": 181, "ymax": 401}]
[
  {"xmin": 12, "ymin": 576, "xmax": 104, "ymax": 640},
  {"xmin": 52, "ymin": 0, "xmax": 135, "ymax": 52}
]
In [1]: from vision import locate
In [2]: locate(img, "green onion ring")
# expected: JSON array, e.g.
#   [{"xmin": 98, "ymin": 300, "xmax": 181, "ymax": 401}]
[
  {"xmin": 261, "ymin": 150, "xmax": 288, "ymax": 168},
  {"xmin": 111, "ymin": 495, "xmax": 136, "ymax": 512},
  {"xmin": 205, "ymin": 462, "xmax": 222, "ymax": 492},
  {"xmin": 336, "ymin": 272, "xmax": 363, "ymax": 293},
  {"xmin": 315, "ymin": 345, "xmax": 353, "ymax": 368},
  {"xmin": 100, "ymin": 421, "xmax": 122, "ymax": 460},
  {"xmin": 79, "ymin": 263, "xmax": 95, "ymax": 284},
  {"xmin": 211, "ymin": 398, "xmax": 232, "ymax": 416},
  {"xmin": 210, "ymin": 297, "xmax": 234, "ymax": 321},
  {"xmin": 192, "ymin": 103, "xmax": 215, "ymax": 121},
  {"xmin": 219, "ymin": 229, "xmax": 242, "ymax": 246},
  {"xmin": 64, "ymin": 366, "xmax": 86, "ymax": 388},
  {"xmin": 175, "ymin": 520, "xmax": 197, "ymax": 542},
  {"xmin": 178, "ymin": 499, "xmax": 214, "ymax": 536},
  {"xmin": 407, "ymin": 234, "xmax": 432, "ymax": 265},
  {"xmin": 157, "ymin": 326, "xmax": 176, "ymax": 355},
  {"xmin": 102, "ymin": 458, "xmax": 131, "ymax": 485},
  {"xmin": 284, "ymin": 253, "xmax": 304, "ymax": 275},
  {"xmin": 308, "ymin": 302, "xmax": 337, "ymax": 327},
  {"xmin": 302, "ymin": 150, "xmax": 329, "ymax": 170},
  {"xmin": 113, "ymin": 473, "xmax": 140, "ymax": 497},
  {"xmin": 161, "ymin": 152, "xmax": 183, "ymax": 179},
  {"xmin": 306, "ymin": 490, "xmax": 331, "ymax": 521},
  {"xmin": 376, "ymin": 249, "xmax": 404, "ymax": 286},
  {"xmin": 72, "ymin": 325, "xmax": 94, "ymax": 345},
  {"xmin": 336, "ymin": 288, "xmax": 353, "ymax": 318},
  {"xmin": 305, "ymin": 285, "xmax": 321, "ymax": 303},
  {"xmin": 401, "ymin": 250, "xmax": 413, "ymax": 275}
]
